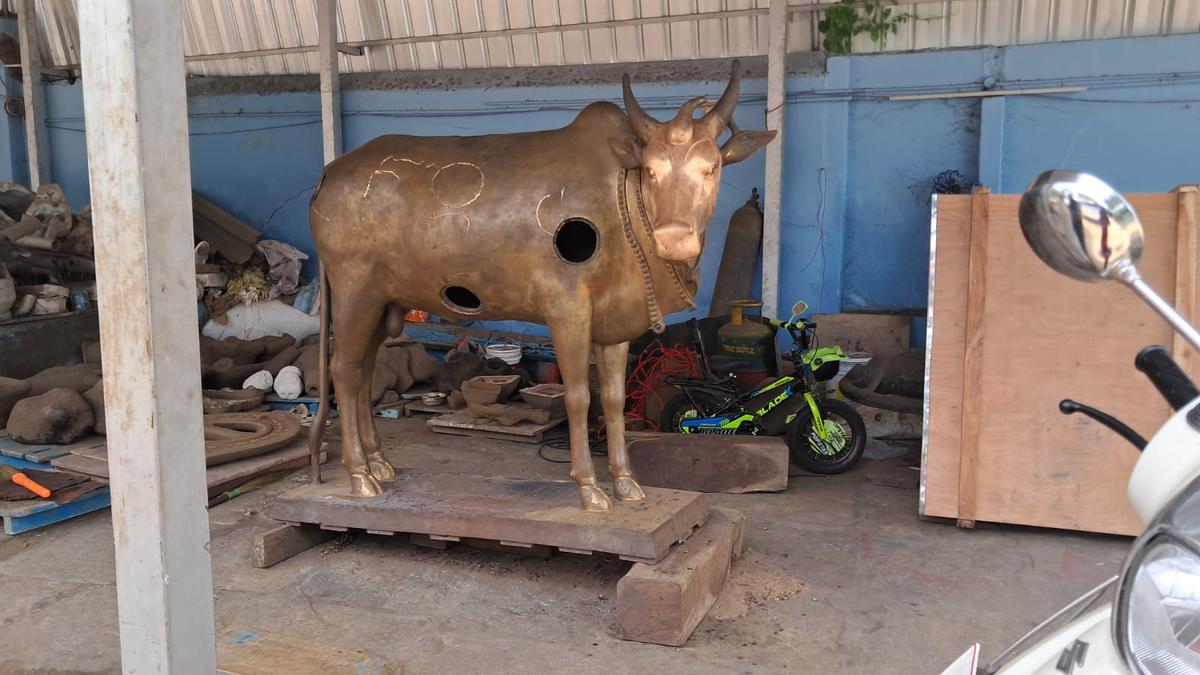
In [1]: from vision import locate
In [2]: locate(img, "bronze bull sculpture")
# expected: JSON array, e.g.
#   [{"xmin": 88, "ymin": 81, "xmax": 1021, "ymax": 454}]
[{"xmin": 308, "ymin": 61, "xmax": 775, "ymax": 510}]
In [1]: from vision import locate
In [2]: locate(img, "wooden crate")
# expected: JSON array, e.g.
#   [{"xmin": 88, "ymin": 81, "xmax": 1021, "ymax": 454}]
[{"xmin": 921, "ymin": 186, "xmax": 1199, "ymax": 535}]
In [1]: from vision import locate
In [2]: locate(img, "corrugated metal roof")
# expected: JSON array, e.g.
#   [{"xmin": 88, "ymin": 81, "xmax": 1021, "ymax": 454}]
[{"xmin": 15, "ymin": 0, "xmax": 1200, "ymax": 77}]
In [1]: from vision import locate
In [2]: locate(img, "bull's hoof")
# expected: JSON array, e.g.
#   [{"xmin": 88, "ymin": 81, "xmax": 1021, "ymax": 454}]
[
  {"xmin": 579, "ymin": 483, "xmax": 613, "ymax": 512},
  {"xmin": 613, "ymin": 474, "xmax": 646, "ymax": 501},
  {"xmin": 367, "ymin": 454, "xmax": 396, "ymax": 481},
  {"xmin": 350, "ymin": 473, "xmax": 383, "ymax": 497}
]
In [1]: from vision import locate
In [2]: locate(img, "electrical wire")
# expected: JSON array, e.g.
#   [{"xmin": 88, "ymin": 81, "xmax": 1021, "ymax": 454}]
[
  {"xmin": 623, "ymin": 339, "xmax": 700, "ymax": 431},
  {"xmin": 537, "ymin": 433, "xmax": 606, "ymax": 463},
  {"xmin": 797, "ymin": 167, "xmax": 828, "ymax": 310}
]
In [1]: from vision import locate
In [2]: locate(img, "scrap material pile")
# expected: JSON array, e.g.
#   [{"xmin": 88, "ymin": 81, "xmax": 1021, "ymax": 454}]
[{"xmin": 0, "ymin": 182, "xmax": 96, "ymax": 320}]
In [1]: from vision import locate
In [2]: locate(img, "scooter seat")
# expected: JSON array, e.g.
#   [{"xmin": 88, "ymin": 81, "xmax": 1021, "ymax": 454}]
[{"xmin": 707, "ymin": 355, "xmax": 757, "ymax": 373}]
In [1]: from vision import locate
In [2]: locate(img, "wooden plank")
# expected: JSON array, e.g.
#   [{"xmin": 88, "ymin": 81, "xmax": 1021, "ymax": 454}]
[
  {"xmin": 626, "ymin": 432, "xmax": 788, "ymax": 493},
  {"xmin": 251, "ymin": 523, "xmax": 335, "ymax": 568},
  {"xmin": 271, "ymin": 473, "xmax": 709, "ymax": 563},
  {"xmin": 921, "ymin": 196, "xmax": 972, "ymax": 520},
  {"xmin": 924, "ymin": 193, "xmax": 1184, "ymax": 535},
  {"xmin": 956, "ymin": 187, "xmax": 990, "ymax": 526},
  {"xmin": 616, "ymin": 507, "xmax": 744, "ymax": 646},
  {"xmin": 1173, "ymin": 185, "xmax": 1199, "ymax": 373},
  {"xmin": 217, "ymin": 627, "xmax": 402, "ymax": 675},
  {"xmin": 24, "ymin": 446, "xmax": 73, "ymax": 462},
  {"xmin": 54, "ymin": 439, "xmax": 318, "ymax": 498},
  {"xmin": 410, "ymin": 533, "xmax": 455, "ymax": 550},
  {"xmin": 17, "ymin": 0, "xmax": 47, "ymax": 188},
  {"xmin": 4, "ymin": 488, "xmax": 111, "ymax": 535},
  {"xmin": 428, "ymin": 412, "xmax": 564, "ymax": 444}
]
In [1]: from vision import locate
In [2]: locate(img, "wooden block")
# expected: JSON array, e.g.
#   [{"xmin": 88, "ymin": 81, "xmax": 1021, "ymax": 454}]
[
  {"xmin": 217, "ymin": 626, "xmax": 402, "ymax": 674},
  {"xmin": 272, "ymin": 473, "xmax": 709, "ymax": 563},
  {"xmin": 617, "ymin": 507, "xmax": 745, "ymax": 647},
  {"xmin": 252, "ymin": 523, "xmax": 335, "ymax": 568},
  {"xmin": 427, "ymin": 411, "xmax": 564, "ymax": 444},
  {"xmin": 465, "ymin": 537, "xmax": 554, "ymax": 559},
  {"xmin": 410, "ymin": 533, "xmax": 456, "ymax": 550},
  {"xmin": 810, "ymin": 312, "xmax": 910, "ymax": 356},
  {"xmin": 627, "ymin": 432, "xmax": 788, "ymax": 494}
]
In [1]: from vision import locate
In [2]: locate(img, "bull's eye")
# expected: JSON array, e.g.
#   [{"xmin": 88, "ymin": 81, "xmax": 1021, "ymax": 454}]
[
  {"xmin": 646, "ymin": 168, "xmax": 657, "ymax": 181},
  {"xmin": 704, "ymin": 166, "xmax": 717, "ymax": 179}
]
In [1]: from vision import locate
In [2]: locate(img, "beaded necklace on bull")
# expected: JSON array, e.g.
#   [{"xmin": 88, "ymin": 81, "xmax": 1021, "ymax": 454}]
[{"xmin": 617, "ymin": 167, "xmax": 696, "ymax": 334}]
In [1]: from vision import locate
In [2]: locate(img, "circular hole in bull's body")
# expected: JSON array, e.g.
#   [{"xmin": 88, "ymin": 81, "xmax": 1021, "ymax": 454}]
[
  {"xmin": 441, "ymin": 285, "xmax": 484, "ymax": 315},
  {"xmin": 554, "ymin": 218, "xmax": 599, "ymax": 264}
]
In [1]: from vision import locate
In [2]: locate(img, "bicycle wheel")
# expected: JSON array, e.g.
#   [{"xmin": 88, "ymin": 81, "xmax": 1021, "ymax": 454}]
[
  {"xmin": 786, "ymin": 398, "xmax": 866, "ymax": 474},
  {"xmin": 659, "ymin": 390, "xmax": 726, "ymax": 432}
]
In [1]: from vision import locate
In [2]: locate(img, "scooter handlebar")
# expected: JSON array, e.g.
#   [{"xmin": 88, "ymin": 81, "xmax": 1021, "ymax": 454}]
[{"xmin": 1135, "ymin": 345, "xmax": 1200, "ymax": 412}]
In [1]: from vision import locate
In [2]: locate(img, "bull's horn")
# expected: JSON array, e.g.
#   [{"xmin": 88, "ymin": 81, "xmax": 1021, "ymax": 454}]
[
  {"xmin": 622, "ymin": 73, "xmax": 659, "ymax": 141},
  {"xmin": 698, "ymin": 59, "xmax": 741, "ymax": 137},
  {"xmin": 666, "ymin": 96, "xmax": 707, "ymax": 144}
]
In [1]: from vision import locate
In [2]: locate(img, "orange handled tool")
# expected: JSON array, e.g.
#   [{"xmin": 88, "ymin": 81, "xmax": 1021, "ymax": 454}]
[{"xmin": 0, "ymin": 464, "xmax": 51, "ymax": 499}]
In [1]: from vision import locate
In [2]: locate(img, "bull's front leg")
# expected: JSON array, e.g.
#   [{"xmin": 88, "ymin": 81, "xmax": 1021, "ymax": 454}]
[
  {"xmin": 594, "ymin": 342, "xmax": 645, "ymax": 502},
  {"xmin": 547, "ymin": 310, "xmax": 612, "ymax": 511}
]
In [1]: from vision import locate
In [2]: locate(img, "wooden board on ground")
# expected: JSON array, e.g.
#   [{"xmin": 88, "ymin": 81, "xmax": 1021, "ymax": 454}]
[
  {"xmin": 402, "ymin": 401, "xmax": 454, "ymax": 416},
  {"xmin": 428, "ymin": 410, "xmax": 565, "ymax": 444},
  {"xmin": 617, "ymin": 506, "xmax": 745, "ymax": 646},
  {"xmin": 627, "ymin": 432, "xmax": 788, "ymax": 494},
  {"xmin": 922, "ymin": 189, "xmax": 1199, "ymax": 535},
  {"xmin": 217, "ymin": 626, "xmax": 402, "ymax": 675},
  {"xmin": 252, "ymin": 523, "xmax": 336, "ymax": 568},
  {"xmin": 270, "ymin": 473, "xmax": 709, "ymax": 563},
  {"xmin": 54, "ymin": 438, "xmax": 322, "ymax": 498}
]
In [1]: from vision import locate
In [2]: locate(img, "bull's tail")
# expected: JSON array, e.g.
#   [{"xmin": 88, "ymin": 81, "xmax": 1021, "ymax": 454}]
[{"xmin": 306, "ymin": 263, "xmax": 332, "ymax": 483}]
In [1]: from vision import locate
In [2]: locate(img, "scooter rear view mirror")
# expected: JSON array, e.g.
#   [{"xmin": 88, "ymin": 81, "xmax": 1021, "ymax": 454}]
[{"xmin": 1018, "ymin": 170, "xmax": 1200, "ymax": 351}]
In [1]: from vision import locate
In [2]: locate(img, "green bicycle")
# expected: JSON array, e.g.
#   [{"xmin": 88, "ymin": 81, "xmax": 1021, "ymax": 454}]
[{"xmin": 659, "ymin": 302, "xmax": 867, "ymax": 474}]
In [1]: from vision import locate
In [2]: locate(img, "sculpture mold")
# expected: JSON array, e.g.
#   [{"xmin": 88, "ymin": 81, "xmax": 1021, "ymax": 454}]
[{"xmin": 308, "ymin": 60, "xmax": 776, "ymax": 510}]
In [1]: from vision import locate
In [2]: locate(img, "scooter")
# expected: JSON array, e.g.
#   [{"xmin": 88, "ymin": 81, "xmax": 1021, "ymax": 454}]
[{"xmin": 941, "ymin": 171, "xmax": 1200, "ymax": 674}]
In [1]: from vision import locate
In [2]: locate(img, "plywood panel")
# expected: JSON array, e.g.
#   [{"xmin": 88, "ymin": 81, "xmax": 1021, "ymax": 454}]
[{"xmin": 923, "ymin": 191, "xmax": 1195, "ymax": 535}]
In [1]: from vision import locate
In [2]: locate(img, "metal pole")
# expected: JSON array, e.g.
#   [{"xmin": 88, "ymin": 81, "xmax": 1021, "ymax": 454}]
[{"xmin": 77, "ymin": 0, "xmax": 216, "ymax": 671}]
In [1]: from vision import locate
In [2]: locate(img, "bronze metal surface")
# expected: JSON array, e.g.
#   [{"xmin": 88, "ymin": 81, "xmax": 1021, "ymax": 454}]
[{"xmin": 308, "ymin": 60, "xmax": 775, "ymax": 508}]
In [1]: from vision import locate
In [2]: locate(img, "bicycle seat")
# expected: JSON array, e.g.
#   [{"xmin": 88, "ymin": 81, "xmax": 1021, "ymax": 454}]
[{"xmin": 707, "ymin": 355, "xmax": 756, "ymax": 373}]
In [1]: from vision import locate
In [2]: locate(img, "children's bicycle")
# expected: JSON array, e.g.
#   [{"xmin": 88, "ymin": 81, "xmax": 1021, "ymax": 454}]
[{"xmin": 659, "ymin": 302, "xmax": 867, "ymax": 474}]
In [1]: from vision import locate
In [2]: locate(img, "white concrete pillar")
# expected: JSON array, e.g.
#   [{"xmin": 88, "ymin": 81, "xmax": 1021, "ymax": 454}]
[
  {"xmin": 761, "ymin": 0, "xmax": 788, "ymax": 318},
  {"xmin": 77, "ymin": 1, "xmax": 216, "ymax": 672},
  {"xmin": 16, "ymin": 0, "xmax": 47, "ymax": 188}
]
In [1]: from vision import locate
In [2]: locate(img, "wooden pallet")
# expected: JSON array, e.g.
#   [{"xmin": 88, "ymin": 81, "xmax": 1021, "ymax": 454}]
[
  {"xmin": 0, "ymin": 487, "xmax": 111, "ymax": 535},
  {"xmin": 0, "ymin": 435, "xmax": 106, "ymax": 468},
  {"xmin": 256, "ymin": 492, "xmax": 744, "ymax": 647},
  {"xmin": 426, "ymin": 410, "xmax": 564, "ymax": 444},
  {"xmin": 269, "ymin": 472, "xmax": 708, "ymax": 563}
]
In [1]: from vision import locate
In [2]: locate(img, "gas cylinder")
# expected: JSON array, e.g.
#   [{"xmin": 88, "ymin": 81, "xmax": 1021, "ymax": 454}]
[
  {"xmin": 710, "ymin": 189, "xmax": 764, "ymax": 318},
  {"xmin": 716, "ymin": 300, "xmax": 775, "ymax": 388}
]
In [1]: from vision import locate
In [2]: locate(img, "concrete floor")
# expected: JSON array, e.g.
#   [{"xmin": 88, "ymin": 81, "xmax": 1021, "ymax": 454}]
[{"xmin": 0, "ymin": 417, "xmax": 1130, "ymax": 674}]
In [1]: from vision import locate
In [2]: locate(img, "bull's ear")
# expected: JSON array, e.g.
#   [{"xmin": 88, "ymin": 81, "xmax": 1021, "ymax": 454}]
[
  {"xmin": 608, "ymin": 137, "xmax": 643, "ymax": 170},
  {"xmin": 721, "ymin": 130, "xmax": 777, "ymax": 165}
]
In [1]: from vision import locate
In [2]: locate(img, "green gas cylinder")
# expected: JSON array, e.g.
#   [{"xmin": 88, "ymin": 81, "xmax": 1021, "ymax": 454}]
[{"xmin": 716, "ymin": 300, "xmax": 775, "ymax": 386}]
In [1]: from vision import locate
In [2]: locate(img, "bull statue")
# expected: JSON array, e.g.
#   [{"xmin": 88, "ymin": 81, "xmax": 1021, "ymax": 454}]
[{"xmin": 309, "ymin": 60, "xmax": 775, "ymax": 510}]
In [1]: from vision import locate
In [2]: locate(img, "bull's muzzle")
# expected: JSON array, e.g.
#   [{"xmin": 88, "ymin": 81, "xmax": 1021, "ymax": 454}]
[{"xmin": 653, "ymin": 222, "xmax": 702, "ymax": 262}]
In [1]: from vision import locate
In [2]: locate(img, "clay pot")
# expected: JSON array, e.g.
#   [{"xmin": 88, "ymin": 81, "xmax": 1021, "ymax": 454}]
[
  {"xmin": 461, "ymin": 375, "xmax": 521, "ymax": 406},
  {"xmin": 519, "ymin": 383, "xmax": 566, "ymax": 418},
  {"xmin": 7, "ymin": 387, "xmax": 94, "ymax": 444}
]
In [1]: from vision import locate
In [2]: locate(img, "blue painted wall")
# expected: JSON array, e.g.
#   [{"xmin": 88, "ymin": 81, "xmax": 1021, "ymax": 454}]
[{"xmin": 22, "ymin": 32, "xmax": 1200, "ymax": 338}]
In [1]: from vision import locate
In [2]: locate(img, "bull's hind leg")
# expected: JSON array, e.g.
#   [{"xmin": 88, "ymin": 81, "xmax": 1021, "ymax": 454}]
[
  {"xmin": 547, "ymin": 309, "xmax": 612, "ymax": 511},
  {"xmin": 330, "ymin": 294, "xmax": 388, "ymax": 497},
  {"xmin": 358, "ymin": 315, "xmax": 396, "ymax": 482},
  {"xmin": 594, "ymin": 341, "xmax": 645, "ymax": 501}
]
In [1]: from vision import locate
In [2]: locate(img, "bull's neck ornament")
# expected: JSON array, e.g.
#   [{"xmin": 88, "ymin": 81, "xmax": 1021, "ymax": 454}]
[{"xmin": 617, "ymin": 166, "xmax": 696, "ymax": 334}]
